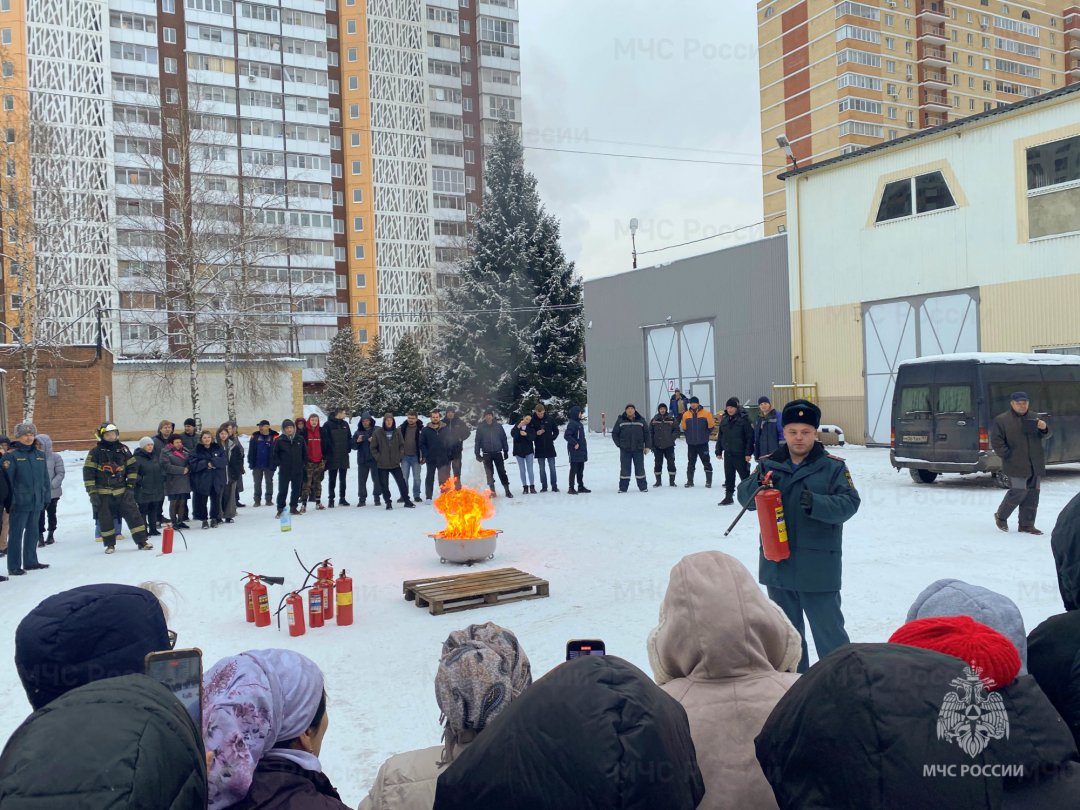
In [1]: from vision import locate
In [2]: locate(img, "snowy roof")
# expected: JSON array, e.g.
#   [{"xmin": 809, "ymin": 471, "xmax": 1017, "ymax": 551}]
[{"xmin": 898, "ymin": 352, "xmax": 1080, "ymax": 367}]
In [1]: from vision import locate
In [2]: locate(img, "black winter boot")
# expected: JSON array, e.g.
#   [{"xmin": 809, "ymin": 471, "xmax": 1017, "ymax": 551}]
[
  {"xmin": 46, "ymin": 530, "xmax": 55, "ymax": 545},
  {"xmin": 669, "ymin": 474, "xmax": 676, "ymax": 487},
  {"xmin": 705, "ymin": 471, "xmax": 713, "ymax": 489},
  {"xmin": 654, "ymin": 473, "xmax": 662, "ymax": 488},
  {"xmin": 529, "ymin": 485, "xmax": 537, "ymax": 494},
  {"xmin": 540, "ymin": 484, "xmax": 548, "ymax": 493}
]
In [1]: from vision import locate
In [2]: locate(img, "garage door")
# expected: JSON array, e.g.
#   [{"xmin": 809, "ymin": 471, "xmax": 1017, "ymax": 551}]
[
  {"xmin": 645, "ymin": 319, "xmax": 716, "ymax": 414},
  {"xmin": 862, "ymin": 289, "xmax": 979, "ymax": 445}
]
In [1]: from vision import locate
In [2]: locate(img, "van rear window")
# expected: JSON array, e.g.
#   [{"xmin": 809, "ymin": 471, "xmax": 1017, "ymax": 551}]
[
  {"xmin": 899, "ymin": 386, "xmax": 932, "ymax": 417},
  {"xmin": 936, "ymin": 385, "xmax": 972, "ymax": 415}
]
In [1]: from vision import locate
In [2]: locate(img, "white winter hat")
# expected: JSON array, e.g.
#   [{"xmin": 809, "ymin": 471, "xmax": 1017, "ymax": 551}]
[{"xmin": 138, "ymin": 436, "xmax": 154, "ymax": 449}]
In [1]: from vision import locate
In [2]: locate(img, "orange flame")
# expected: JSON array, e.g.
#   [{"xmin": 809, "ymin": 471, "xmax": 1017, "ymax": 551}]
[{"xmin": 433, "ymin": 477, "xmax": 497, "ymax": 540}]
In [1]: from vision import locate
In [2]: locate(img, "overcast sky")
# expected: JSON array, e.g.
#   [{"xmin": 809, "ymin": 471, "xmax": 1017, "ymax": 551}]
[{"xmin": 518, "ymin": 0, "xmax": 768, "ymax": 280}]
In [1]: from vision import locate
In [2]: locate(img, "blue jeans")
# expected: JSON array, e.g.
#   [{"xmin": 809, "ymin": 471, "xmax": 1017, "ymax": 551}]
[
  {"xmin": 516, "ymin": 454, "xmax": 535, "ymax": 486},
  {"xmin": 536, "ymin": 456, "xmax": 557, "ymax": 488},
  {"xmin": 400, "ymin": 455, "xmax": 421, "ymax": 500},
  {"xmin": 8, "ymin": 509, "xmax": 41, "ymax": 573}
]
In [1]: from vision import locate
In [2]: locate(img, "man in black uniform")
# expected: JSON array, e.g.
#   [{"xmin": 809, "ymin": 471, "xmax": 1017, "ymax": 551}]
[
  {"xmin": 83, "ymin": 423, "xmax": 152, "ymax": 555},
  {"xmin": 716, "ymin": 397, "xmax": 753, "ymax": 506}
]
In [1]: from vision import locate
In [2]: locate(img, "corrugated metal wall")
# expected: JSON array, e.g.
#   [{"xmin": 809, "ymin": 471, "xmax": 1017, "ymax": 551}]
[{"xmin": 583, "ymin": 236, "xmax": 792, "ymax": 433}]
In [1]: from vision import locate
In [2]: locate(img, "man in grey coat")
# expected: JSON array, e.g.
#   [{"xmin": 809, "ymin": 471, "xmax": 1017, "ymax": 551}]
[{"xmin": 991, "ymin": 391, "xmax": 1049, "ymax": 535}]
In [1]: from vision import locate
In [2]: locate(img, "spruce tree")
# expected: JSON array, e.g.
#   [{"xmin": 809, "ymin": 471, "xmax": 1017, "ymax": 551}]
[
  {"xmin": 442, "ymin": 118, "xmax": 584, "ymax": 419},
  {"xmin": 319, "ymin": 327, "xmax": 361, "ymax": 415},
  {"xmin": 389, "ymin": 331, "xmax": 437, "ymax": 415},
  {"xmin": 355, "ymin": 332, "xmax": 391, "ymax": 416}
]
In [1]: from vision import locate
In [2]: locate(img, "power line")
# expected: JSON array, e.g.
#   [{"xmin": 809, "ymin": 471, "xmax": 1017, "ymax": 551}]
[
  {"xmin": 636, "ymin": 213, "xmax": 787, "ymax": 256},
  {"xmin": 521, "ymin": 144, "xmax": 783, "ymax": 168},
  {"xmin": 525, "ymin": 135, "xmax": 768, "ymax": 159}
]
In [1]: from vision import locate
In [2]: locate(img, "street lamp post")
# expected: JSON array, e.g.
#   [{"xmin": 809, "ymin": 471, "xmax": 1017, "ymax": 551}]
[{"xmin": 629, "ymin": 217, "xmax": 639, "ymax": 269}]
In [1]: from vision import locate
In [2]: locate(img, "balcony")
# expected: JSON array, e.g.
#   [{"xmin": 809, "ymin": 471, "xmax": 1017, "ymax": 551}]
[
  {"xmin": 921, "ymin": 68, "xmax": 949, "ymax": 87},
  {"xmin": 919, "ymin": 22, "xmax": 948, "ymax": 43},
  {"xmin": 921, "ymin": 90, "xmax": 950, "ymax": 110},
  {"xmin": 919, "ymin": 44, "xmax": 949, "ymax": 65},
  {"xmin": 1068, "ymin": 59, "xmax": 1080, "ymax": 78},
  {"xmin": 924, "ymin": 114, "xmax": 948, "ymax": 128},
  {"xmin": 919, "ymin": 1, "xmax": 947, "ymax": 22}
]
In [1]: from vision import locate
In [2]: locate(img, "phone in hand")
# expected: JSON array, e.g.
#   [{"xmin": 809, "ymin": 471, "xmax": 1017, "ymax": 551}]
[
  {"xmin": 145, "ymin": 648, "xmax": 203, "ymax": 728},
  {"xmin": 566, "ymin": 639, "xmax": 606, "ymax": 661}
]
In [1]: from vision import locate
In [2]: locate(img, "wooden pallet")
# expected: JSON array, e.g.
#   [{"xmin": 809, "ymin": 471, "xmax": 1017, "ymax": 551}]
[{"xmin": 403, "ymin": 567, "xmax": 549, "ymax": 616}]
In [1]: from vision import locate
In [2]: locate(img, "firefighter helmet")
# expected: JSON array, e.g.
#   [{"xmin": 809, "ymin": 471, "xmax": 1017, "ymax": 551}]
[{"xmin": 96, "ymin": 423, "xmax": 119, "ymax": 440}]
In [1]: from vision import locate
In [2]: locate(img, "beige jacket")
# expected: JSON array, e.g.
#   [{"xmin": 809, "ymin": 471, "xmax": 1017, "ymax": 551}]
[
  {"xmin": 647, "ymin": 551, "xmax": 802, "ymax": 810},
  {"xmin": 358, "ymin": 742, "xmax": 470, "ymax": 810}
]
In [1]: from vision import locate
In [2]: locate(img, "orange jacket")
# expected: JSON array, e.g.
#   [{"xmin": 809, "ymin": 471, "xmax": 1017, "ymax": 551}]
[{"xmin": 680, "ymin": 408, "xmax": 715, "ymax": 445}]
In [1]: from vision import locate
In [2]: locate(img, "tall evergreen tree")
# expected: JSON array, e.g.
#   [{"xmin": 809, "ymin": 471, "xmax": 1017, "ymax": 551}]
[
  {"xmin": 388, "ymin": 331, "xmax": 437, "ymax": 415},
  {"xmin": 319, "ymin": 327, "xmax": 361, "ymax": 415},
  {"xmin": 442, "ymin": 118, "xmax": 585, "ymax": 418},
  {"xmin": 355, "ymin": 332, "xmax": 391, "ymax": 416}
]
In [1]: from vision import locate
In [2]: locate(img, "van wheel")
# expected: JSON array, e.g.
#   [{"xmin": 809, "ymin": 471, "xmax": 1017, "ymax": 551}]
[
  {"xmin": 993, "ymin": 472, "xmax": 1011, "ymax": 490},
  {"xmin": 909, "ymin": 469, "xmax": 938, "ymax": 484}
]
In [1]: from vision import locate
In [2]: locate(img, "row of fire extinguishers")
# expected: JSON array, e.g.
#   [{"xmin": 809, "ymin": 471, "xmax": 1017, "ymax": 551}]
[{"xmin": 242, "ymin": 552, "xmax": 354, "ymax": 636}]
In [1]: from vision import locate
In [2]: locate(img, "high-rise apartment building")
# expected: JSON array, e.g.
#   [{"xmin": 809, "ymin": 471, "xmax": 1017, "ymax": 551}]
[
  {"xmin": 758, "ymin": 0, "xmax": 1080, "ymax": 235},
  {"xmin": 0, "ymin": 0, "xmax": 523, "ymax": 385}
]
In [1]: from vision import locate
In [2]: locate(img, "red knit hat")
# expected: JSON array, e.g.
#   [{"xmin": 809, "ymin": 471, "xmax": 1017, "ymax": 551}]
[{"xmin": 889, "ymin": 615, "xmax": 1020, "ymax": 691}]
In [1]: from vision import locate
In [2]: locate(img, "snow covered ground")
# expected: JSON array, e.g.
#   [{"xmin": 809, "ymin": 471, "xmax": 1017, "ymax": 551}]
[{"xmin": 2, "ymin": 433, "xmax": 1077, "ymax": 804}]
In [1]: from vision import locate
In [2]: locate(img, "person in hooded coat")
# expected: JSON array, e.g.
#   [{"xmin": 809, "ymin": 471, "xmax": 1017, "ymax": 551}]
[
  {"xmin": 433, "ymin": 655, "xmax": 705, "ymax": 810},
  {"xmin": 15, "ymin": 582, "xmax": 172, "ymax": 710},
  {"xmin": 352, "ymin": 413, "xmax": 383, "ymax": 507},
  {"xmin": 133, "ymin": 436, "xmax": 166, "ymax": 537},
  {"xmin": 162, "ymin": 434, "xmax": 193, "ymax": 529},
  {"xmin": 756, "ymin": 643, "xmax": 1079, "ymax": 810},
  {"xmin": 1050, "ymin": 490, "xmax": 1080, "ymax": 612},
  {"xmin": 370, "ymin": 414, "xmax": 415, "ymax": 510},
  {"xmin": 905, "ymin": 578, "xmax": 1029, "ymax": 672},
  {"xmin": 359, "ymin": 623, "xmax": 531, "ymax": 810},
  {"xmin": 272, "ymin": 420, "xmax": 307, "ymax": 517},
  {"xmin": 36, "ymin": 433, "xmax": 64, "ymax": 546},
  {"xmin": 190, "ymin": 430, "xmax": 227, "ymax": 528},
  {"xmin": 203, "ymin": 649, "xmax": 350, "ymax": 810},
  {"xmin": 0, "ymin": 674, "xmax": 207, "ymax": 809},
  {"xmin": 647, "ymin": 551, "xmax": 801, "ymax": 810},
  {"xmin": 563, "ymin": 405, "xmax": 590, "ymax": 494},
  {"xmin": 322, "ymin": 408, "xmax": 353, "ymax": 507},
  {"xmin": 1028, "ymin": 610, "xmax": 1080, "ymax": 752}
]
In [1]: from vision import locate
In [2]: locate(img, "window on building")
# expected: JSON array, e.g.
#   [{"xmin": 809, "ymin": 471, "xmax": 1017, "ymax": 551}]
[
  {"xmin": 164, "ymin": 57, "xmax": 177, "ymax": 73},
  {"xmin": 162, "ymin": 0, "xmax": 175, "ymax": 11},
  {"xmin": 352, "ymin": 188, "xmax": 363, "ymax": 204},
  {"xmin": 164, "ymin": 26, "xmax": 176, "ymax": 42},
  {"xmin": 875, "ymin": 171, "xmax": 957, "ymax": 223},
  {"xmin": 351, "ymin": 160, "xmax": 361, "ymax": 175},
  {"xmin": 348, "ymin": 47, "xmax": 357, "ymax": 61},
  {"xmin": 1, "ymin": 29, "xmax": 11, "ymax": 45},
  {"xmin": 353, "ymin": 216, "xmax": 364, "ymax": 231},
  {"xmin": 355, "ymin": 272, "xmax": 366, "ymax": 287},
  {"xmin": 354, "ymin": 245, "xmax": 365, "ymax": 260},
  {"xmin": 358, "ymin": 329, "xmax": 368, "ymax": 343}
]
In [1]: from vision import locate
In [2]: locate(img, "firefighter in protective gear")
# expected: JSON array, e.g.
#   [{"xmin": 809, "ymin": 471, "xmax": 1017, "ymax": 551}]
[{"xmin": 83, "ymin": 423, "xmax": 152, "ymax": 554}]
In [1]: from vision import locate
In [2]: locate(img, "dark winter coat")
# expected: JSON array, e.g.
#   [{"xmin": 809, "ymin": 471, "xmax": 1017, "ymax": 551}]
[
  {"xmin": 152, "ymin": 431, "xmax": 174, "ymax": 459},
  {"xmin": 649, "ymin": 411, "xmax": 679, "ymax": 450},
  {"xmin": 670, "ymin": 392, "xmax": 690, "ymax": 418},
  {"xmin": 162, "ymin": 447, "xmax": 192, "ymax": 496},
  {"xmin": 433, "ymin": 656, "xmax": 705, "ymax": 810},
  {"xmin": 754, "ymin": 408, "xmax": 784, "ymax": 459},
  {"xmin": 991, "ymin": 407, "xmax": 1050, "ymax": 479},
  {"xmin": 400, "ymin": 418, "xmax": 424, "ymax": 457},
  {"xmin": 321, "ymin": 417, "xmax": 352, "ymax": 471},
  {"xmin": 1051, "ymin": 491, "xmax": 1080, "ymax": 611},
  {"xmin": 474, "ymin": 420, "xmax": 508, "ymax": 458},
  {"xmin": 225, "ymin": 438, "xmax": 245, "ymax": 485},
  {"xmin": 511, "ymin": 420, "xmax": 535, "ymax": 458},
  {"xmin": 132, "ymin": 447, "xmax": 165, "ymax": 504},
  {"xmin": 190, "ymin": 442, "xmax": 227, "ymax": 496},
  {"xmin": 1028, "ymin": 610, "xmax": 1080, "ymax": 753},
  {"xmin": 0, "ymin": 459, "xmax": 9, "ymax": 511},
  {"xmin": 420, "ymin": 423, "xmax": 454, "ymax": 467},
  {"xmin": 272, "ymin": 432, "xmax": 307, "ymax": 479},
  {"xmin": 14, "ymin": 583, "xmax": 172, "ymax": 710},
  {"xmin": 564, "ymin": 406, "xmax": 588, "ymax": 463},
  {"xmin": 5, "ymin": 441, "xmax": 52, "ymax": 513},
  {"xmin": 180, "ymin": 430, "xmax": 199, "ymax": 452},
  {"xmin": 611, "ymin": 412, "xmax": 651, "ymax": 452},
  {"xmin": 248, "ymin": 430, "xmax": 279, "ymax": 470},
  {"xmin": 229, "ymin": 757, "xmax": 349, "ymax": 810},
  {"xmin": 370, "ymin": 421, "xmax": 405, "ymax": 470},
  {"xmin": 737, "ymin": 442, "xmax": 860, "ymax": 593},
  {"xmin": 716, "ymin": 411, "xmax": 754, "ymax": 457},
  {"xmin": 83, "ymin": 439, "xmax": 137, "ymax": 498},
  {"xmin": 530, "ymin": 412, "xmax": 560, "ymax": 459},
  {"xmin": 353, "ymin": 416, "xmax": 378, "ymax": 466},
  {"xmin": 444, "ymin": 416, "xmax": 472, "ymax": 461},
  {"xmin": 757, "ymin": 643, "xmax": 1079, "ymax": 810},
  {"xmin": 680, "ymin": 407, "xmax": 715, "ymax": 446},
  {"xmin": 0, "ymin": 674, "xmax": 206, "ymax": 809}
]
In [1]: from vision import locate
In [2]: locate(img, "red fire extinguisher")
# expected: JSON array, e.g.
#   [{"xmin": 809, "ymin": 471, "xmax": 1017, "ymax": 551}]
[
  {"xmin": 317, "ymin": 560, "xmax": 335, "ymax": 621},
  {"xmin": 161, "ymin": 526, "xmax": 174, "ymax": 555},
  {"xmin": 755, "ymin": 473, "xmax": 791, "ymax": 562},
  {"xmin": 285, "ymin": 592, "xmax": 306, "ymax": 637},
  {"xmin": 308, "ymin": 586, "xmax": 325, "ymax": 628},
  {"xmin": 336, "ymin": 570, "xmax": 353, "ymax": 626},
  {"xmin": 244, "ymin": 573, "xmax": 285, "ymax": 627}
]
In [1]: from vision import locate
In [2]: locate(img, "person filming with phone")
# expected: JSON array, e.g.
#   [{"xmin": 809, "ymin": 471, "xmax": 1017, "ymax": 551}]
[
  {"xmin": 737, "ymin": 400, "xmax": 861, "ymax": 673},
  {"xmin": 992, "ymin": 391, "xmax": 1050, "ymax": 535}
]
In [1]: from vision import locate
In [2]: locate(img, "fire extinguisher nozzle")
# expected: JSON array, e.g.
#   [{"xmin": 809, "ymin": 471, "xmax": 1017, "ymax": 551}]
[{"xmin": 263, "ymin": 576, "xmax": 286, "ymax": 586}]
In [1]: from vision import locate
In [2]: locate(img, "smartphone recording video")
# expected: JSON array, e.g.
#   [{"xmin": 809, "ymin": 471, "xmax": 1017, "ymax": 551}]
[
  {"xmin": 145, "ymin": 648, "xmax": 203, "ymax": 728},
  {"xmin": 566, "ymin": 639, "xmax": 606, "ymax": 661}
]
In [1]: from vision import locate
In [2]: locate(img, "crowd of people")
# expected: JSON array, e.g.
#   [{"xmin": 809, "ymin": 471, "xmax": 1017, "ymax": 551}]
[{"xmin": 2, "ymin": 511, "xmax": 1080, "ymax": 809}]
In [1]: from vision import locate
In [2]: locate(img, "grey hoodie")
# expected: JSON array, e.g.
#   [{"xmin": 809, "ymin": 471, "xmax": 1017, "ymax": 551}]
[
  {"xmin": 37, "ymin": 434, "xmax": 65, "ymax": 500},
  {"xmin": 906, "ymin": 578, "xmax": 1028, "ymax": 673}
]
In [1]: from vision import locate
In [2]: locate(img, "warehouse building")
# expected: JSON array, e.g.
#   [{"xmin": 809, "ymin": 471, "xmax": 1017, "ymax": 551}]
[{"xmin": 582, "ymin": 237, "xmax": 792, "ymax": 434}]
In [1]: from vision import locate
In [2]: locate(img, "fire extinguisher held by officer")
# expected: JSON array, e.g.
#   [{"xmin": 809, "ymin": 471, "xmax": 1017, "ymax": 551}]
[{"xmin": 737, "ymin": 399, "xmax": 861, "ymax": 673}]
